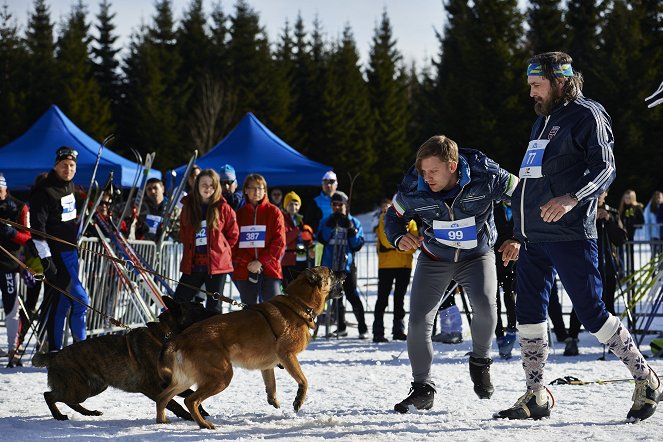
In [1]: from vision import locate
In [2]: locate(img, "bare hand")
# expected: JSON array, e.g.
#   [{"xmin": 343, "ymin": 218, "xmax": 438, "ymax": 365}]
[
  {"xmin": 540, "ymin": 194, "xmax": 578, "ymax": 223},
  {"xmin": 247, "ymin": 260, "xmax": 263, "ymax": 274},
  {"xmin": 397, "ymin": 233, "xmax": 423, "ymax": 251},
  {"xmin": 596, "ymin": 208, "xmax": 610, "ymax": 221},
  {"xmin": 498, "ymin": 239, "xmax": 520, "ymax": 266}
]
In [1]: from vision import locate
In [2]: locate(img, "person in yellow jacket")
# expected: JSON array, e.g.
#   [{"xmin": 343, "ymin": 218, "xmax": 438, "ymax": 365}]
[{"xmin": 373, "ymin": 198, "xmax": 418, "ymax": 343}]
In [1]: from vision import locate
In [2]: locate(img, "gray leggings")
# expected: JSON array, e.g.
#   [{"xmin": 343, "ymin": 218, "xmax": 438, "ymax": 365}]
[{"xmin": 408, "ymin": 252, "xmax": 497, "ymax": 385}]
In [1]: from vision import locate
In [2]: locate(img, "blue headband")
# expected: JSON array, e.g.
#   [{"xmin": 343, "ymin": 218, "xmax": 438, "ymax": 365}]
[{"xmin": 527, "ymin": 63, "xmax": 574, "ymax": 77}]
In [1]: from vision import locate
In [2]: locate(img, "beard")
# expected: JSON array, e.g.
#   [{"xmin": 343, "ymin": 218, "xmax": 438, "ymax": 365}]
[{"xmin": 534, "ymin": 86, "xmax": 563, "ymax": 116}]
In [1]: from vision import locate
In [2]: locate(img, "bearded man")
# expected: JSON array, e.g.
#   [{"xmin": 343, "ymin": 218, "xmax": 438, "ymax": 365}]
[{"xmin": 494, "ymin": 51, "xmax": 662, "ymax": 423}]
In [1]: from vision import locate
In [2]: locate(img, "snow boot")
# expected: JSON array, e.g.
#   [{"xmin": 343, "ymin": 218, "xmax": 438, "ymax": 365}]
[
  {"xmin": 497, "ymin": 328, "xmax": 517, "ymax": 359},
  {"xmin": 563, "ymin": 337, "xmax": 579, "ymax": 356},
  {"xmin": 469, "ymin": 356, "xmax": 494, "ymax": 399},
  {"xmin": 493, "ymin": 388, "xmax": 554, "ymax": 420},
  {"xmin": 394, "ymin": 382, "xmax": 435, "ymax": 413},
  {"xmin": 627, "ymin": 368, "xmax": 663, "ymax": 422}
]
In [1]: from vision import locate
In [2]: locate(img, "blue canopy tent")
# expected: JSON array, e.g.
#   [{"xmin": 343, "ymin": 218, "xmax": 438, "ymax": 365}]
[
  {"xmin": 173, "ymin": 113, "xmax": 331, "ymax": 187},
  {"xmin": 0, "ymin": 105, "xmax": 161, "ymax": 190}
]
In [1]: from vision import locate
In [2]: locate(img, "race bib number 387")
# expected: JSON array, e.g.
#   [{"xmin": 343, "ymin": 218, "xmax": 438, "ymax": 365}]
[
  {"xmin": 433, "ymin": 217, "xmax": 478, "ymax": 250},
  {"xmin": 519, "ymin": 139, "xmax": 548, "ymax": 178},
  {"xmin": 239, "ymin": 225, "xmax": 266, "ymax": 248}
]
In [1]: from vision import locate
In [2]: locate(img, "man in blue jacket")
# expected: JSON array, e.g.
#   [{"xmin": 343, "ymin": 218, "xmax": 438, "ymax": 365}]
[
  {"xmin": 317, "ymin": 191, "xmax": 367, "ymax": 339},
  {"xmin": 494, "ymin": 51, "xmax": 661, "ymax": 422},
  {"xmin": 385, "ymin": 135, "xmax": 519, "ymax": 413}
]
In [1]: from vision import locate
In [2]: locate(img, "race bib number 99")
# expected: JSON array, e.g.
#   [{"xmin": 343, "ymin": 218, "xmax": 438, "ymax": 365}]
[
  {"xmin": 519, "ymin": 139, "xmax": 548, "ymax": 179},
  {"xmin": 239, "ymin": 225, "xmax": 266, "ymax": 248},
  {"xmin": 60, "ymin": 194, "xmax": 77, "ymax": 222},
  {"xmin": 433, "ymin": 217, "xmax": 478, "ymax": 249}
]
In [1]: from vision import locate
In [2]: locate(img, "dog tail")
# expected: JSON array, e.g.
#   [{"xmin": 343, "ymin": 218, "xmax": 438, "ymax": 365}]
[{"xmin": 31, "ymin": 352, "xmax": 52, "ymax": 368}]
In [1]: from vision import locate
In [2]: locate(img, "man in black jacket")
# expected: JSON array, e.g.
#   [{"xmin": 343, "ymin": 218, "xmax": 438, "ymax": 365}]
[{"xmin": 30, "ymin": 147, "xmax": 89, "ymax": 352}]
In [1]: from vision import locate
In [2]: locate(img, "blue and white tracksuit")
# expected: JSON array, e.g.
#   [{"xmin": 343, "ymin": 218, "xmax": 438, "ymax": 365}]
[
  {"xmin": 512, "ymin": 93, "xmax": 620, "ymax": 342},
  {"xmin": 385, "ymin": 149, "xmax": 518, "ymax": 386}
]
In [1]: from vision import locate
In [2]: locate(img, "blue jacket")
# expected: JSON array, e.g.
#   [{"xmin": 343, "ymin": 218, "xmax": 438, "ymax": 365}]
[
  {"xmin": 385, "ymin": 148, "xmax": 518, "ymax": 262},
  {"xmin": 512, "ymin": 95, "xmax": 616, "ymax": 242},
  {"xmin": 317, "ymin": 212, "xmax": 364, "ymax": 273}
]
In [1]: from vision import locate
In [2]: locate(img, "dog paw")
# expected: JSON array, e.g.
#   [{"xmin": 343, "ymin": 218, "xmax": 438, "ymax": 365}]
[
  {"xmin": 156, "ymin": 417, "xmax": 171, "ymax": 424},
  {"xmin": 293, "ymin": 400, "xmax": 303, "ymax": 412},
  {"xmin": 199, "ymin": 420, "xmax": 215, "ymax": 430},
  {"xmin": 54, "ymin": 415, "xmax": 69, "ymax": 421},
  {"xmin": 268, "ymin": 397, "xmax": 280, "ymax": 409},
  {"xmin": 90, "ymin": 410, "xmax": 103, "ymax": 416}
]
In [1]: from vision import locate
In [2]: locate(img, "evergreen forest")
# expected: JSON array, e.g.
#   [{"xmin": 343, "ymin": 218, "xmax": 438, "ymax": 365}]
[{"xmin": 0, "ymin": 0, "xmax": 661, "ymax": 211}]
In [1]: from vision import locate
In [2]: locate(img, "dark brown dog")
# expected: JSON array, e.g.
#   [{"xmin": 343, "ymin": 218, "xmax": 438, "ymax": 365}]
[
  {"xmin": 155, "ymin": 266, "xmax": 344, "ymax": 429},
  {"xmin": 32, "ymin": 296, "xmax": 215, "ymax": 421}
]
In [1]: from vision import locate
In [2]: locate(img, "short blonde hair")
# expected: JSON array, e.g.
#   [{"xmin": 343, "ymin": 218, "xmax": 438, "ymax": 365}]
[{"xmin": 415, "ymin": 135, "xmax": 459, "ymax": 174}]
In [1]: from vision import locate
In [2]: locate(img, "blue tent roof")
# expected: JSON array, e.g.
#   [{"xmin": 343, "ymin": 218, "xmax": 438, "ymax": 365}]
[
  {"xmin": 0, "ymin": 105, "xmax": 161, "ymax": 189},
  {"xmin": 173, "ymin": 113, "xmax": 331, "ymax": 187}
]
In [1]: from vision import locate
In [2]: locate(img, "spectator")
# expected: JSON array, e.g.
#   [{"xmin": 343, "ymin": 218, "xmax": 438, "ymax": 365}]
[
  {"xmin": 184, "ymin": 165, "xmax": 201, "ymax": 194},
  {"xmin": 175, "ymin": 169, "xmax": 239, "ymax": 313},
  {"xmin": 281, "ymin": 191, "xmax": 314, "ymax": 287},
  {"xmin": 618, "ymin": 189, "xmax": 644, "ymax": 271},
  {"xmin": 373, "ymin": 198, "xmax": 416, "ymax": 343},
  {"xmin": 304, "ymin": 170, "xmax": 337, "ymax": 234},
  {"xmin": 644, "ymin": 190, "xmax": 662, "ymax": 258},
  {"xmin": 493, "ymin": 200, "xmax": 517, "ymax": 359},
  {"xmin": 232, "ymin": 174, "xmax": 285, "ymax": 305},
  {"xmin": 30, "ymin": 146, "xmax": 90, "ymax": 352},
  {"xmin": 0, "ymin": 173, "xmax": 32, "ymax": 367},
  {"xmin": 317, "ymin": 191, "xmax": 367, "ymax": 339},
  {"xmin": 219, "ymin": 164, "xmax": 244, "ymax": 211},
  {"xmin": 136, "ymin": 178, "xmax": 167, "ymax": 241},
  {"xmin": 269, "ymin": 187, "xmax": 284, "ymax": 210}
]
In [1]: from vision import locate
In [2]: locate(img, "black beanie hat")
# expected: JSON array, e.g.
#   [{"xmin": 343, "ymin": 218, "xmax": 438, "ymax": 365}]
[{"xmin": 331, "ymin": 191, "xmax": 349, "ymax": 204}]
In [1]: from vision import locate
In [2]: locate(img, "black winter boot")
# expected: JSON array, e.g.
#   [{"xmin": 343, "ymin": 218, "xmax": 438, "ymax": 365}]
[
  {"xmin": 394, "ymin": 382, "xmax": 435, "ymax": 413},
  {"xmin": 469, "ymin": 356, "xmax": 494, "ymax": 399}
]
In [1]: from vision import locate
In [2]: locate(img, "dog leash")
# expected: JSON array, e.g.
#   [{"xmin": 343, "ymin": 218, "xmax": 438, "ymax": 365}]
[
  {"xmin": 0, "ymin": 242, "xmax": 130, "ymax": 330},
  {"xmin": 0, "ymin": 217, "xmax": 245, "ymax": 309}
]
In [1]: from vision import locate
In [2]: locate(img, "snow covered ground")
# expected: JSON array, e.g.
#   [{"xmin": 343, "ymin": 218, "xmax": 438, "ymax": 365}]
[{"xmin": 1, "ymin": 323, "xmax": 662, "ymax": 441}]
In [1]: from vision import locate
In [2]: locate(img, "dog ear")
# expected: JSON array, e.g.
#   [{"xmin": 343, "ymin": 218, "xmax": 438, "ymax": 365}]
[
  {"xmin": 161, "ymin": 296, "xmax": 180, "ymax": 315},
  {"xmin": 304, "ymin": 268, "xmax": 323, "ymax": 287}
]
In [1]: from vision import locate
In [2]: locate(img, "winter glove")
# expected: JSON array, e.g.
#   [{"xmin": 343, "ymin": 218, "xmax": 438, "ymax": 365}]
[
  {"xmin": 0, "ymin": 223, "xmax": 17, "ymax": 239},
  {"xmin": 40, "ymin": 256, "xmax": 57, "ymax": 280},
  {"xmin": 347, "ymin": 227, "xmax": 358, "ymax": 238},
  {"xmin": 337, "ymin": 215, "xmax": 352, "ymax": 229}
]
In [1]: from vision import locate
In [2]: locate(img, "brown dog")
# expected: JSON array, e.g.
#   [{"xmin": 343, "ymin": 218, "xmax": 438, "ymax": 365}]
[
  {"xmin": 155, "ymin": 266, "xmax": 344, "ymax": 429},
  {"xmin": 32, "ymin": 296, "xmax": 215, "ymax": 421}
]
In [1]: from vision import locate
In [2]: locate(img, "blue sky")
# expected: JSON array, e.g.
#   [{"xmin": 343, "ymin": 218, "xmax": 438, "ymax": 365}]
[{"xmin": 6, "ymin": 0, "xmax": 448, "ymax": 67}]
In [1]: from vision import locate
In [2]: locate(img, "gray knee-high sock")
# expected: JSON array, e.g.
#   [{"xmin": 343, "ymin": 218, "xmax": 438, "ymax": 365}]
[
  {"xmin": 605, "ymin": 323, "xmax": 649, "ymax": 381},
  {"xmin": 520, "ymin": 336, "xmax": 549, "ymax": 392}
]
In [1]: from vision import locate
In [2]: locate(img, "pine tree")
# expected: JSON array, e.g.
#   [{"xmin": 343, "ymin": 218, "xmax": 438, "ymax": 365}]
[
  {"xmin": 366, "ymin": 10, "xmax": 410, "ymax": 199},
  {"xmin": 290, "ymin": 14, "xmax": 314, "ymax": 153},
  {"xmin": 91, "ymin": 0, "xmax": 120, "ymax": 109},
  {"xmin": 209, "ymin": 1, "xmax": 229, "ymax": 79},
  {"xmin": 319, "ymin": 26, "xmax": 376, "ymax": 210},
  {"xmin": 24, "ymin": 0, "xmax": 58, "ymax": 123},
  {"xmin": 564, "ymin": 0, "xmax": 601, "ymax": 94},
  {"xmin": 271, "ymin": 19, "xmax": 301, "ymax": 145},
  {"xmin": 56, "ymin": 0, "xmax": 112, "ymax": 139},
  {"xmin": 226, "ymin": 0, "xmax": 272, "ymax": 121},
  {"xmin": 526, "ymin": 0, "xmax": 566, "ymax": 53},
  {"xmin": 0, "ymin": 4, "xmax": 28, "ymax": 145}
]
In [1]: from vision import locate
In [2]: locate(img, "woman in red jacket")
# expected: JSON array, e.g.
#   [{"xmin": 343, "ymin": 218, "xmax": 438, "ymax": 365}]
[
  {"xmin": 233, "ymin": 173, "xmax": 286, "ymax": 304},
  {"xmin": 175, "ymin": 169, "xmax": 239, "ymax": 313}
]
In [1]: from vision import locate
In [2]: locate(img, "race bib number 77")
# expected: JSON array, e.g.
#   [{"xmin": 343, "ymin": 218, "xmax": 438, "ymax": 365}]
[{"xmin": 519, "ymin": 139, "xmax": 548, "ymax": 178}]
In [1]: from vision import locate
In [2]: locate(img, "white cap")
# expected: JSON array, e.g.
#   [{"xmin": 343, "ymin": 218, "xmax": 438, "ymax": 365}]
[
  {"xmin": 322, "ymin": 170, "xmax": 337, "ymax": 181},
  {"xmin": 0, "ymin": 174, "xmax": 6, "ymax": 189}
]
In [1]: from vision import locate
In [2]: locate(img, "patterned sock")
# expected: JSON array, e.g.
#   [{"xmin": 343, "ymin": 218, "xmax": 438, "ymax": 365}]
[
  {"xmin": 520, "ymin": 336, "xmax": 549, "ymax": 391},
  {"xmin": 605, "ymin": 324, "xmax": 649, "ymax": 381}
]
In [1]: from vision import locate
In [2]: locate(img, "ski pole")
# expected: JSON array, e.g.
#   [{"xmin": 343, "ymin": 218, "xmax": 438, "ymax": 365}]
[{"xmin": 78, "ymin": 134, "xmax": 114, "ymax": 239}]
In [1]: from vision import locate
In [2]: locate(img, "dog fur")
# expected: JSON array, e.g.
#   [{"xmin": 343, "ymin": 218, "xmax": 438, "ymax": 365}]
[
  {"xmin": 155, "ymin": 266, "xmax": 344, "ymax": 429},
  {"xmin": 32, "ymin": 296, "xmax": 215, "ymax": 421}
]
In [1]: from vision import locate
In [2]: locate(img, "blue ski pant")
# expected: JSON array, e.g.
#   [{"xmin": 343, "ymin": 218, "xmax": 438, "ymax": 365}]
[
  {"xmin": 49, "ymin": 250, "xmax": 88, "ymax": 350},
  {"xmin": 515, "ymin": 239, "xmax": 610, "ymax": 334}
]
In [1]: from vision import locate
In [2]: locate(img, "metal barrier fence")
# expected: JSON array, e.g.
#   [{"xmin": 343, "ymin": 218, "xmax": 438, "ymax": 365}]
[{"xmin": 1, "ymin": 238, "xmax": 661, "ymax": 340}]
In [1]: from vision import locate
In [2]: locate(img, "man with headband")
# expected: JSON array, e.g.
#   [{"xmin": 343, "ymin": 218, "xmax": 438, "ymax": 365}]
[
  {"xmin": 30, "ymin": 146, "xmax": 89, "ymax": 352},
  {"xmin": 494, "ymin": 52, "xmax": 661, "ymax": 422}
]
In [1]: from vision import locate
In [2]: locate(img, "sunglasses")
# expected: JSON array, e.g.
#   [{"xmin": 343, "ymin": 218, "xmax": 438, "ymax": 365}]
[
  {"xmin": 220, "ymin": 180, "xmax": 235, "ymax": 186},
  {"xmin": 323, "ymin": 179, "xmax": 336, "ymax": 184},
  {"xmin": 99, "ymin": 201, "xmax": 111, "ymax": 207},
  {"xmin": 331, "ymin": 202, "xmax": 345, "ymax": 207}
]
